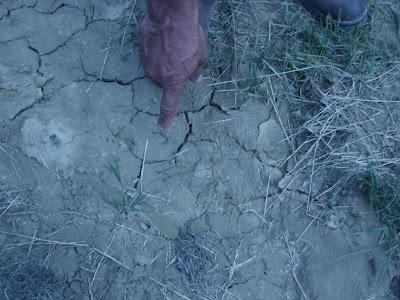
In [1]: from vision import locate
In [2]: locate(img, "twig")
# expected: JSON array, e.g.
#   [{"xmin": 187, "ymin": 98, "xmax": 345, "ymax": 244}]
[
  {"xmin": 115, "ymin": 223, "xmax": 149, "ymax": 239},
  {"xmin": 91, "ymin": 230, "xmax": 117, "ymax": 287},
  {"xmin": 93, "ymin": 247, "xmax": 134, "ymax": 272},
  {"xmin": 99, "ymin": 37, "xmax": 112, "ymax": 81},
  {"xmin": 0, "ymin": 195, "xmax": 20, "ymax": 220},
  {"xmin": 149, "ymin": 277, "xmax": 192, "ymax": 300},
  {"xmin": 121, "ymin": 0, "xmax": 137, "ymax": 56},
  {"xmin": 140, "ymin": 139, "xmax": 148, "ymax": 193},
  {"xmin": 293, "ymin": 267, "xmax": 310, "ymax": 300},
  {"xmin": 27, "ymin": 229, "xmax": 37, "ymax": 257},
  {"xmin": 0, "ymin": 230, "xmax": 88, "ymax": 247}
]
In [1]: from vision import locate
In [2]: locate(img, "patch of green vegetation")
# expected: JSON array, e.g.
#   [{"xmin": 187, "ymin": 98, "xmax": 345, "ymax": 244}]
[
  {"xmin": 105, "ymin": 161, "xmax": 146, "ymax": 215},
  {"xmin": 362, "ymin": 169, "xmax": 400, "ymax": 268},
  {"xmin": 300, "ymin": 21, "xmax": 385, "ymax": 72}
]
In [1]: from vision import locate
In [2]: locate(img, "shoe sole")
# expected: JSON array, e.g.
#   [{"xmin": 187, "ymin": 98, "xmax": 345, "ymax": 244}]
[{"xmin": 297, "ymin": 0, "xmax": 368, "ymax": 27}]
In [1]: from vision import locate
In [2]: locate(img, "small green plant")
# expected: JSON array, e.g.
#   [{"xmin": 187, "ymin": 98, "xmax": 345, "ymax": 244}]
[
  {"xmin": 105, "ymin": 161, "xmax": 146, "ymax": 215},
  {"xmin": 362, "ymin": 168, "xmax": 400, "ymax": 268}
]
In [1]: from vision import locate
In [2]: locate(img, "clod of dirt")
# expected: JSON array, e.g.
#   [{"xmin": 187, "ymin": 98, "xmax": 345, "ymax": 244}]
[
  {"xmin": 256, "ymin": 118, "xmax": 288, "ymax": 163},
  {"xmin": 139, "ymin": 210, "xmax": 179, "ymax": 240},
  {"xmin": 325, "ymin": 214, "xmax": 341, "ymax": 229}
]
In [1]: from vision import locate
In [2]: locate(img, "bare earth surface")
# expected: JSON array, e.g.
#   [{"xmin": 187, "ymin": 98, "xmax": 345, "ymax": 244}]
[{"xmin": 0, "ymin": 0, "xmax": 397, "ymax": 299}]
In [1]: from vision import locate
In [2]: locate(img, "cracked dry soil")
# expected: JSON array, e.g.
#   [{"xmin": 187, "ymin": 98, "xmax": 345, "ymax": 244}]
[{"xmin": 0, "ymin": 1, "xmax": 397, "ymax": 299}]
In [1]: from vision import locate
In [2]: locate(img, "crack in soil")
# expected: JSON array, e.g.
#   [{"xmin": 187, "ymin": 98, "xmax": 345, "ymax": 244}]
[
  {"xmin": 7, "ymin": 38, "xmax": 47, "ymax": 121},
  {"xmin": 176, "ymin": 112, "xmax": 193, "ymax": 155},
  {"xmin": 0, "ymin": 2, "xmax": 37, "ymax": 21}
]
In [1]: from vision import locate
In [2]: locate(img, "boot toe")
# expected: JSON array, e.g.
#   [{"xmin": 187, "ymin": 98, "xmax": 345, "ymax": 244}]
[{"xmin": 299, "ymin": 0, "xmax": 368, "ymax": 26}]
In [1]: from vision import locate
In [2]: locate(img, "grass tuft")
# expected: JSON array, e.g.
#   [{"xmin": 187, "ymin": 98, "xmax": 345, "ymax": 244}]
[
  {"xmin": 105, "ymin": 161, "xmax": 146, "ymax": 215},
  {"xmin": 362, "ymin": 169, "xmax": 400, "ymax": 268}
]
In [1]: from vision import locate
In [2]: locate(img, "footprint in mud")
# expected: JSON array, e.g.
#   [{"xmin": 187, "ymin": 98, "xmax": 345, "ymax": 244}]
[{"xmin": 20, "ymin": 117, "xmax": 76, "ymax": 168}]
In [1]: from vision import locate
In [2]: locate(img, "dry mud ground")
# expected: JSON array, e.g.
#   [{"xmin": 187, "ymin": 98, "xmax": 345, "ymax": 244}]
[{"xmin": 0, "ymin": 0, "xmax": 398, "ymax": 299}]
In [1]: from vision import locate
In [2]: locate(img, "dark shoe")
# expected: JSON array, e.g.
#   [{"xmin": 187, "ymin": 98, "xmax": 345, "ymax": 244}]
[{"xmin": 298, "ymin": 0, "xmax": 368, "ymax": 26}]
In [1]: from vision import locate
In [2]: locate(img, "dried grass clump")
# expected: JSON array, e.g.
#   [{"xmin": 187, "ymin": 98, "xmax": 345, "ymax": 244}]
[
  {"xmin": 174, "ymin": 229, "xmax": 229, "ymax": 300},
  {"xmin": 1, "ymin": 259, "xmax": 63, "ymax": 300}
]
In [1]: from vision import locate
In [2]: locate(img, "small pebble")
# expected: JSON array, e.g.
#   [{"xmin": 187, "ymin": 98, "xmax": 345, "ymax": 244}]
[
  {"xmin": 140, "ymin": 222, "xmax": 149, "ymax": 230},
  {"xmin": 326, "ymin": 214, "xmax": 340, "ymax": 229},
  {"xmin": 75, "ymin": 166, "xmax": 87, "ymax": 174}
]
